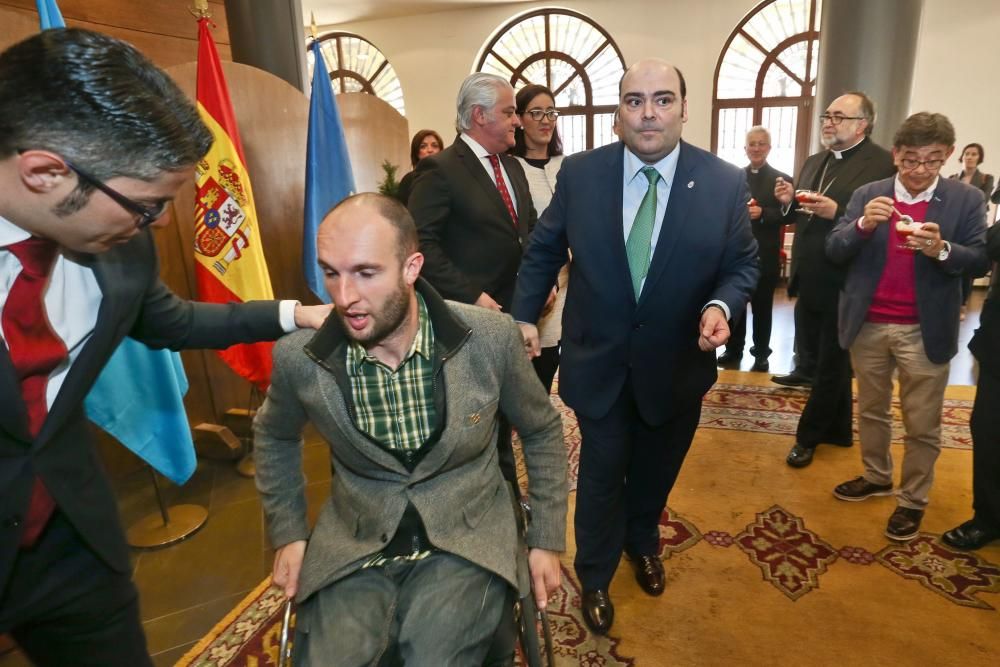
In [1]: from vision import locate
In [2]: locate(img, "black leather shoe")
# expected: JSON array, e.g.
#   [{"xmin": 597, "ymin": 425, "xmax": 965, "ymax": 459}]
[
  {"xmin": 628, "ymin": 554, "xmax": 665, "ymax": 596},
  {"xmin": 717, "ymin": 350, "xmax": 742, "ymax": 368},
  {"xmin": 581, "ymin": 588, "xmax": 614, "ymax": 635},
  {"xmin": 771, "ymin": 371, "xmax": 813, "ymax": 388},
  {"xmin": 942, "ymin": 519, "xmax": 1000, "ymax": 550},
  {"xmin": 786, "ymin": 444, "xmax": 815, "ymax": 468},
  {"xmin": 750, "ymin": 357, "xmax": 769, "ymax": 372}
]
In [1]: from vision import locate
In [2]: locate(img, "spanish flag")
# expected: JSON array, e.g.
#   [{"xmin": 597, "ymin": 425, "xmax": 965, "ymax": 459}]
[{"xmin": 194, "ymin": 17, "xmax": 274, "ymax": 390}]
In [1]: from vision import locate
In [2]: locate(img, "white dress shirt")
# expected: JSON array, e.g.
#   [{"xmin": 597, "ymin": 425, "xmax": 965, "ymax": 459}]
[
  {"xmin": 459, "ymin": 133, "xmax": 519, "ymax": 212},
  {"xmin": 1, "ymin": 214, "xmax": 299, "ymax": 411}
]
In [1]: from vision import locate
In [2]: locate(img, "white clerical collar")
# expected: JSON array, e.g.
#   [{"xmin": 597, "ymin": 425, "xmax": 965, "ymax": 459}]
[
  {"xmin": 0, "ymin": 213, "xmax": 32, "ymax": 246},
  {"xmin": 830, "ymin": 137, "xmax": 865, "ymax": 160},
  {"xmin": 894, "ymin": 175, "xmax": 938, "ymax": 204},
  {"xmin": 623, "ymin": 142, "xmax": 681, "ymax": 188}
]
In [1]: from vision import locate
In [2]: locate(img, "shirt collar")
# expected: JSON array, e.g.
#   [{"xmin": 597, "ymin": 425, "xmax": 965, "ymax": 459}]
[
  {"xmin": 0, "ymin": 214, "xmax": 32, "ymax": 246},
  {"xmin": 460, "ymin": 133, "xmax": 494, "ymax": 159},
  {"xmin": 350, "ymin": 292, "xmax": 435, "ymax": 370},
  {"xmin": 894, "ymin": 174, "xmax": 939, "ymax": 204},
  {"xmin": 830, "ymin": 136, "xmax": 866, "ymax": 160},
  {"xmin": 624, "ymin": 142, "xmax": 681, "ymax": 188}
]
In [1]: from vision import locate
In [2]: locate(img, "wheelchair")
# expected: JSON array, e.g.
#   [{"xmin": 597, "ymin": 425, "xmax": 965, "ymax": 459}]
[{"xmin": 276, "ymin": 431, "xmax": 556, "ymax": 666}]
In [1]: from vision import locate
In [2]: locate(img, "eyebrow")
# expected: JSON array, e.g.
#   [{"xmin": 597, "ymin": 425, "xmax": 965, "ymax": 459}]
[{"xmin": 624, "ymin": 90, "xmax": 675, "ymax": 98}]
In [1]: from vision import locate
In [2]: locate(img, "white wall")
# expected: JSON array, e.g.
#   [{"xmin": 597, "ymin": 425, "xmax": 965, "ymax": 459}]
[
  {"xmin": 327, "ymin": 0, "xmax": 1000, "ymax": 175},
  {"xmin": 911, "ymin": 0, "xmax": 1000, "ymax": 182}
]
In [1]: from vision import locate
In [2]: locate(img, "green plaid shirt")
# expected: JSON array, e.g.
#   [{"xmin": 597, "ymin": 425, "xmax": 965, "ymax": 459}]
[{"xmin": 346, "ymin": 293, "xmax": 436, "ymax": 451}]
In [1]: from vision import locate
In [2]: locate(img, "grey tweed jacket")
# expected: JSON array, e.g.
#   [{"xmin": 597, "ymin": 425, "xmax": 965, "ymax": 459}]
[{"xmin": 253, "ymin": 279, "xmax": 568, "ymax": 602}]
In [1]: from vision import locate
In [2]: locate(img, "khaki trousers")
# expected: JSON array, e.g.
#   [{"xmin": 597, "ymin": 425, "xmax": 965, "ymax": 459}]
[{"xmin": 849, "ymin": 322, "xmax": 950, "ymax": 509}]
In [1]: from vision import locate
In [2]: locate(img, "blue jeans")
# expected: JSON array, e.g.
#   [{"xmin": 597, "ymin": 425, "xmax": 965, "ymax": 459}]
[{"xmin": 293, "ymin": 551, "xmax": 505, "ymax": 666}]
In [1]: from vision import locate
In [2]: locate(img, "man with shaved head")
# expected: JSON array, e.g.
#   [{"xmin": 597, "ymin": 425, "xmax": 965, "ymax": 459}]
[
  {"xmin": 512, "ymin": 58, "xmax": 759, "ymax": 634},
  {"xmin": 253, "ymin": 193, "xmax": 567, "ymax": 665}
]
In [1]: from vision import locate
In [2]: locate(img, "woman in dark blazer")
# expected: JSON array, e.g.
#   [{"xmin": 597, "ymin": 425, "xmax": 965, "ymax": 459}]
[
  {"xmin": 949, "ymin": 142, "xmax": 993, "ymax": 316},
  {"xmin": 395, "ymin": 129, "xmax": 443, "ymax": 205}
]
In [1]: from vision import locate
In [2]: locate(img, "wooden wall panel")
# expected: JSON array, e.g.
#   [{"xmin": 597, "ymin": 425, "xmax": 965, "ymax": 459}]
[
  {"xmin": 0, "ymin": 0, "xmax": 229, "ymax": 68},
  {"xmin": 338, "ymin": 92, "xmax": 411, "ymax": 194}
]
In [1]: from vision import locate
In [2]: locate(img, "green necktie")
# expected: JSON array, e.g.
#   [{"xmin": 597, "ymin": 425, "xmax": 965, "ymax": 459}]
[{"xmin": 626, "ymin": 166, "xmax": 661, "ymax": 298}]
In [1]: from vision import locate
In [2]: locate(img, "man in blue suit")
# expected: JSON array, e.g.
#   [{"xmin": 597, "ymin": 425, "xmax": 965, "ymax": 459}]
[{"xmin": 511, "ymin": 59, "xmax": 759, "ymax": 635}]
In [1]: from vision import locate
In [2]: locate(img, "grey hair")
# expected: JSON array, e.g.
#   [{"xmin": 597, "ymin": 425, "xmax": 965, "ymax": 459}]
[
  {"xmin": 746, "ymin": 126, "xmax": 771, "ymax": 143},
  {"xmin": 455, "ymin": 72, "xmax": 510, "ymax": 133}
]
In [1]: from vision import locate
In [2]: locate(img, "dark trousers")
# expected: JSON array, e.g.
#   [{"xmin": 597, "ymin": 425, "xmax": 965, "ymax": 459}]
[
  {"xmin": 573, "ymin": 381, "xmax": 701, "ymax": 591},
  {"xmin": 532, "ymin": 345, "xmax": 560, "ymax": 396},
  {"xmin": 729, "ymin": 271, "xmax": 778, "ymax": 358},
  {"xmin": 972, "ymin": 364, "xmax": 1000, "ymax": 530},
  {"xmin": 792, "ymin": 298, "xmax": 818, "ymax": 377},
  {"xmin": 795, "ymin": 302, "xmax": 853, "ymax": 448},
  {"xmin": 0, "ymin": 512, "xmax": 151, "ymax": 667}
]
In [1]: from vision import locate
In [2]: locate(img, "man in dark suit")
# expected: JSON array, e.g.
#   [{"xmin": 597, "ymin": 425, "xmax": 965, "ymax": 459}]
[
  {"xmin": 944, "ymin": 221, "xmax": 1000, "ymax": 550},
  {"xmin": 718, "ymin": 126, "xmax": 791, "ymax": 372},
  {"xmin": 512, "ymin": 59, "xmax": 759, "ymax": 635},
  {"xmin": 0, "ymin": 30, "xmax": 330, "ymax": 666},
  {"xmin": 408, "ymin": 72, "xmax": 537, "ymax": 311},
  {"xmin": 776, "ymin": 92, "xmax": 896, "ymax": 469},
  {"xmin": 826, "ymin": 112, "xmax": 988, "ymax": 540}
]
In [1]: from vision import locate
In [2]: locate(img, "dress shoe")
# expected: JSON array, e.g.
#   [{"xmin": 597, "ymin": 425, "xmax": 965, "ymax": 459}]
[
  {"xmin": 750, "ymin": 357, "xmax": 770, "ymax": 372},
  {"xmin": 786, "ymin": 443, "xmax": 815, "ymax": 468},
  {"xmin": 886, "ymin": 506, "xmax": 924, "ymax": 541},
  {"xmin": 833, "ymin": 476, "xmax": 894, "ymax": 501},
  {"xmin": 942, "ymin": 518, "xmax": 1000, "ymax": 550},
  {"xmin": 628, "ymin": 554, "xmax": 665, "ymax": 596},
  {"xmin": 581, "ymin": 588, "xmax": 614, "ymax": 635},
  {"xmin": 770, "ymin": 371, "xmax": 813, "ymax": 388},
  {"xmin": 717, "ymin": 350, "xmax": 742, "ymax": 368}
]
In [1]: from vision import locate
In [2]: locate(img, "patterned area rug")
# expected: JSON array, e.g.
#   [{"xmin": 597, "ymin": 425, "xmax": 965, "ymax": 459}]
[
  {"xmin": 656, "ymin": 505, "xmax": 1000, "ymax": 610},
  {"xmin": 522, "ymin": 382, "xmax": 974, "ymax": 492},
  {"xmin": 702, "ymin": 382, "xmax": 973, "ymax": 449},
  {"xmin": 176, "ymin": 565, "xmax": 635, "ymax": 667}
]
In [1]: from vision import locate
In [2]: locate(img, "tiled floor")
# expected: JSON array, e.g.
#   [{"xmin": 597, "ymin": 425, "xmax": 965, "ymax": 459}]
[{"xmin": 0, "ymin": 287, "xmax": 989, "ymax": 666}]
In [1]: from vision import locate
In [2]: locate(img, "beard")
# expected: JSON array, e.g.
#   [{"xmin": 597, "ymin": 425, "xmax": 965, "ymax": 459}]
[{"xmin": 336, "ymin": 279, "xmax": 411, "ymax": 347}]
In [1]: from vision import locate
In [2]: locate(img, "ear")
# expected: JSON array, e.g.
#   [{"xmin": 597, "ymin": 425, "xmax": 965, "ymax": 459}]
[
  {"xmin": 17, "ymin": 150, "xmax": 73, "ymax": 194},
  {"xmin": 681, "ymin": 98, "xmax": 689, "ymax": 123},
  {"xmin": 403, "ymin": 251, "xmax": 424, "ymax": 286},
  {"xmin": 945, "ymin": 145, "xmax": 956, "ymax": 161}
]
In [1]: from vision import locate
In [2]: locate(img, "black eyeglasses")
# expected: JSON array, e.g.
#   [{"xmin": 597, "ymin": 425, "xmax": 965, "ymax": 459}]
[
  {"xmin": 899, "ymin": 158, "xmax": 945, "ymax": 171},
  {"xmin": 819, "ymin": 114, "xmax": 864, "ymax": 126},
  {"xmin": 64, "ymin": 160, "xmax": 168, "ymax": 229},
  {"xmin": 523, "ymin": 108, "xmax": 560, "ymax": 121}
]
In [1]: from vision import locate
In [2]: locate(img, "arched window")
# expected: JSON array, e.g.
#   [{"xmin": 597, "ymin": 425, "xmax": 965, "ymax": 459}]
[
  {"xmin": 712, "ymin": 0, "xmax": 822, "ymax": 175},
  {"xmin": 308, "ymin": 32, "xmax": 405, "ymax": 116},
  {"xmin": 476, "ymin": 9, "xmax": 625, "ymax": 155}
]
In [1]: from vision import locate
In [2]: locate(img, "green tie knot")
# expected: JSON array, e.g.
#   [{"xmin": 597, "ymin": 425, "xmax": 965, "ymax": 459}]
[{"xmin": 642, "ymin": 165, "xmax": 659, "ymax": 186}]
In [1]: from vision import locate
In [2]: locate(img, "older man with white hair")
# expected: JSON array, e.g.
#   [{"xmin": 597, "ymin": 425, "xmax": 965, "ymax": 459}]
[{"xmin": 408, "ymin": 72, "xmax": 538, "ymax": 312}]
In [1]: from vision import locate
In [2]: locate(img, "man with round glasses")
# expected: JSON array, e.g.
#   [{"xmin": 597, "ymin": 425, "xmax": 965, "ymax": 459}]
[
  {"xmin": 0, "ymin": 29, "xmax": 331, "ymax": 665},
  {"xmin": 826, "ymin": 112, "xmax": 988, "ymax": 541},
  {"xmin": 775, "ymin": 92, "xmax": 895, "ymax": 470}
]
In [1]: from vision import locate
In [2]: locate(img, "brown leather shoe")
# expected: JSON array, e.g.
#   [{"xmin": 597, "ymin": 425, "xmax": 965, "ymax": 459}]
[
  {"xmin": 581, "ymin": 588, "xmax": 614, "ymax": 635},
  {"xmin": 886, "ymin": 506, "xmax": 924, "ymax": 541},
  {"xmin": 833, "ymin": 476, "xmax": 893, "ymax": 502},
  {"xmin": 628, "ymin": 554, "xmax": 665, "ymax": 596}
]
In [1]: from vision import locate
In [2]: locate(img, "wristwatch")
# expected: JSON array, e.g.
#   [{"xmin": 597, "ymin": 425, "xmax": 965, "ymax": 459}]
[{"xmin": 937, "ymin": 241, "xmax": 951, "ymax": 262}]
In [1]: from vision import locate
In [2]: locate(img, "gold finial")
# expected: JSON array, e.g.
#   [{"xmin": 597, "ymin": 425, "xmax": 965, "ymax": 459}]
[
  {"xmin": 190, "ymin": 0, "xmax": 211, "ymax": 19},
  {"xmin": 310, "ymin": 12, "xmax": 318, "ymax": 40}
]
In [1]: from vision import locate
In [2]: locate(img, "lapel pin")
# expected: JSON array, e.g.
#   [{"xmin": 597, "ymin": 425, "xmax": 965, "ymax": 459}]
[
  {"xmin": 687, "ymin": 180, "xmax": 695, "ymax": 189},
  {"xmin": 469, "ymin": 413, "xmax": 481, "ymax": 425}
]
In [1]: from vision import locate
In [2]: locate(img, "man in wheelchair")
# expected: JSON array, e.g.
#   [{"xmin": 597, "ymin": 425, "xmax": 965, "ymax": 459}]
[{"xmin": 253, "ymin": 193, "xmax": 568, "ymax": 665}]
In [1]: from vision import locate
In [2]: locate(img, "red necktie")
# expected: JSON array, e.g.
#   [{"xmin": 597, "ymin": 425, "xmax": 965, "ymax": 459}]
[
  {"xmin": 488, "ymin": 154, "xmax": 519, "ymax": 227},
  {"xmin": 3, "ymin": 237, "xmax": 66, "ymax": 546}
]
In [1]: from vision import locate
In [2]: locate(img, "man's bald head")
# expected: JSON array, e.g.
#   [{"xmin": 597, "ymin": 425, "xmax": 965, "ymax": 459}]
[{"xmin": 319, "ymin": 192, "xmax": 419, "ymax": 263}]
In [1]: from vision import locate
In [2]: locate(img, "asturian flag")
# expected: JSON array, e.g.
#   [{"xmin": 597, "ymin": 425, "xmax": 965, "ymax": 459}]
[
  {"xmin": 36, "ymin": 0, "xmax": 198, "ymax": 484},
  {"xmin": 194, "ymin": 17, "xmax": 274, "ymax": 390}
]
